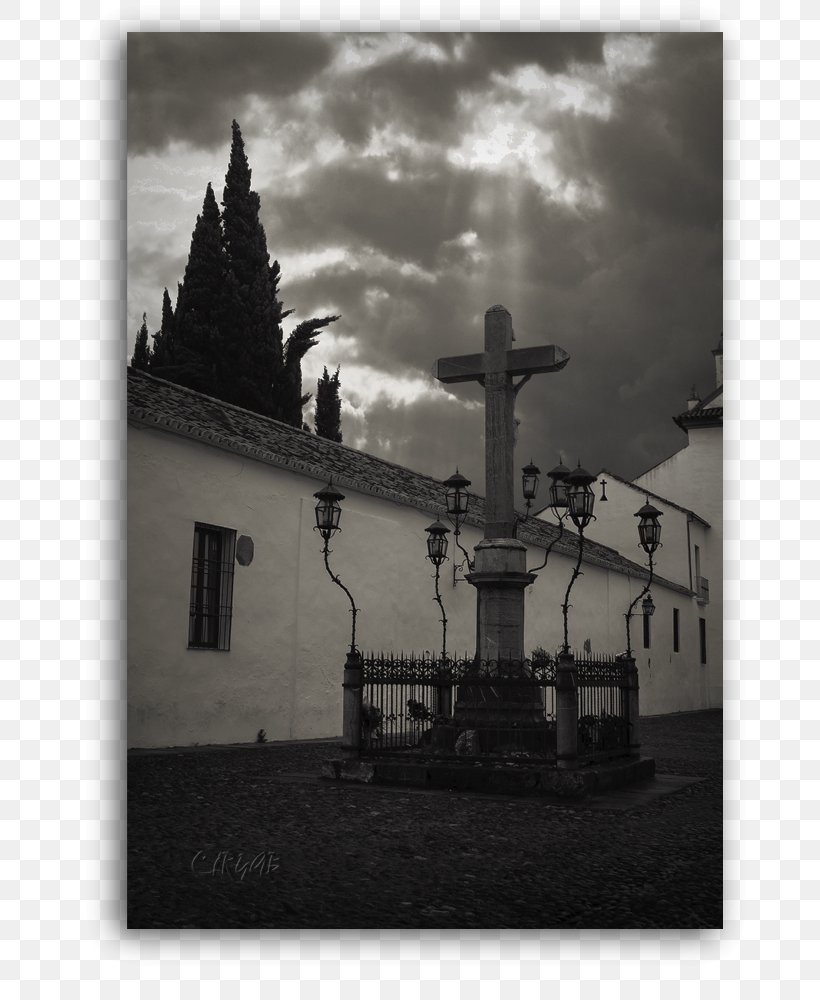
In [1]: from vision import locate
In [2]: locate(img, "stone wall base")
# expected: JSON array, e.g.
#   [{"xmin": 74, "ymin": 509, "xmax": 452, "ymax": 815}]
[{"xmin": 321, "ymin": 755, "xmax": 655, "ymax": 800}]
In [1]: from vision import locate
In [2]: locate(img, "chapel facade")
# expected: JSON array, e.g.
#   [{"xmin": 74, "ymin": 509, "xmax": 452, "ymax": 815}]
[{"xmin": 128, "ymin": 364, "xmax": 720, "ymax": 748}]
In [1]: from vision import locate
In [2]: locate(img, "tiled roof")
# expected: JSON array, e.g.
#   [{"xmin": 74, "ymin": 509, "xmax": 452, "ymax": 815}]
[
  {"xmin": 673, "ymin": 405, "xmax": 723, "ymax": 431},
  {"xmin": 127, "ymin": 368, "xmax": 691, "ymax": 595},
  {"xmin": 673, "ymin": 382, "xmax": 723, "ymax": 431}
]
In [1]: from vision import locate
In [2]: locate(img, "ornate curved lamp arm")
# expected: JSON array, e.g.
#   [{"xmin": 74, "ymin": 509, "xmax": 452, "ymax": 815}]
[
  {"xmin": 624, "ymin": 551, "xmax": 655, "ymax": 658},
  {"xmin": 453, "ymin": 532, "xmax": 474, "ymax": 571},
  {"xmin": 528, "ymin": 512, "xmax": 566, "ymax": 574},
  {"xmin": 432, "ymin": 563, "xmax": 448, "ymax": 662},
  {"xmin": 322, "ymin": 538, "xmax": 359, "ymax": 653},
  {"xmin": 447, "ymin": 511, "xmax": 475, "ymax": 584},
  {"xmin": 561, "ymin": 526, "xmax": 585, "ymax": 654}
]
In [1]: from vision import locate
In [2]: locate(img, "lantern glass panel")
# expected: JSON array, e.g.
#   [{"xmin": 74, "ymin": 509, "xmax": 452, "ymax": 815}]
[
  {"xmin": 523, "ymin": 474, "xmax": 538, "ymax": 501},
  {"xmin": 639, "ymin": 518, "xmax": 661, "ymax": 552},
  {"xmin": 315, "ymin": 500, "xmax": 341, "ymax": 536},
  {"xmin": 446, "ymin": 487, "xmax": 468, "ymax": 517},
  {"xmin": 568, "ymin": 486, "xmax": 595, "ymax": 528},
  {"xmin": 549, "ymin": 480, "xmax": 568, "ymax": 510},
  {"xmin": 521, "ymin": 463, "xmax": 540, "ymax": 502},
  {"xmin": 425, "ymin": 522, "xmax": 450, "ymax": 566},
  {"xmin": 428, "ymin": 535, "xmax": 448, "ymax": 564}
]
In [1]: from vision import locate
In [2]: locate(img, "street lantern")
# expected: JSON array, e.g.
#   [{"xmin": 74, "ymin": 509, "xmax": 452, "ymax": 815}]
[
  {"xmin": 546, "ymin": 460, "xmax": 570, "ymax": 512},
  {"xmin": 521, "ymin": 461, "xmax": 540, "ymax": 505},
  {"xmin": 624, "ymin": 500, "xmax": 663, "ymax": 658},
  {"xmin": 565, "ymin": 463, "xmax": 597, "ymax": 530},
  {"xmin": 635, "ymin": 499, "xmax": 663, "ymax": 554},
  {"xmin": 424, "ymin": 520, "xmax": 450, "ymax": 660},
  {"xmin": 425, "ymin": 520, "xmax": 450, "ymax": 566},
  {"xmin": 443, "ymin": 470, "xmax": 471, "ymax": 520},
  {"xmin": 560, "ymin": 460, "xmax": 598, "ymax": 653},
  {"xmin": 313, "ymin": 480, "xmax": 345, "ymax": 540},
  {"xmin": 527, "ymin": 459, "xmax": 571, "ymax": 576},
  {"xmin": 312, "ymin": 478, "xmax": 359, "ymax": 653},
  {"xmin": 442, "ymin": 469, "xmax": 474, "ymax": 585}
]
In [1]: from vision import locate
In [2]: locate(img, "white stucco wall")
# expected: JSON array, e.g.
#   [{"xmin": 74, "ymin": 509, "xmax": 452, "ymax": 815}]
[
  {"xmin": 128, "ymin": 423, "xmax": 713, "ymax": 747},
  {"xmin": 636, "ymin": 426, "xmax": 722, "ymax": 532},
  {"xmin": 634, "ymin": 424, "xmax": 722, "ymax": 709},
  {"xmin": 573, "ymin": 477, "xmax": 708, "ymax": 594}
]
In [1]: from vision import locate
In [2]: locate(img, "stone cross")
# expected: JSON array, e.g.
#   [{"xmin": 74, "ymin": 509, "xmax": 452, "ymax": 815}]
[
  {"xmin": 435, "ymin": 304, "xmax": 569, "ymax": 539},
  {"xmin": 433, "ymin": 303, "xmax": 571, "ymax": 694}
]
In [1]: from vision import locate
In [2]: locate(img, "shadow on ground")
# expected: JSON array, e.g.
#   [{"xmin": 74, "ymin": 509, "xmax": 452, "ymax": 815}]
[{"xmin": 127, "ymin": 710, "xmax": 722, "ymax": 929}]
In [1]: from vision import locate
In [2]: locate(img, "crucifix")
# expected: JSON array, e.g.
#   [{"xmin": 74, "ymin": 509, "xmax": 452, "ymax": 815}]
[
  {"xmin": 434, "ymin": 304, "xmax": 570, "ymax": 666},
  {"xmin": 436, "ymin": 304, "xmax": 569, "ymax": 539}
]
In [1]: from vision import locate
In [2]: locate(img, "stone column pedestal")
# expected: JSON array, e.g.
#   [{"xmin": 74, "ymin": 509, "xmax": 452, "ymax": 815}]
[
  {"xmin": 556, "ymin": 651, "xmax": 579, "ymax": 769},
  {"xmin": 341, "ymin": 651, "xmax": 362, "ymax": 758},
  {"xmin": 465, "ymin": 538, "xmax": 536, "ymax": 662},
  {"xmin": 623, "ymin": 656, "xmax": 641, "ymax": 757},
  {"xmin": 451, "ymin": 537, "xmax": 543, "ymax": 741}
]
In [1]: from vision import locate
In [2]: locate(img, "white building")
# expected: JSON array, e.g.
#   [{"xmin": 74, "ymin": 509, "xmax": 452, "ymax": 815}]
[
  {"xmin": 632, "ymin": 339, "xmax": 722, "ymax": 708},
  {"xmin": 128, "ymin": 366, "xmax": 718, "ymax": 748},
  {"xmin": 569, "ymin": 338, "xmax": 723, "ymax": 709}
]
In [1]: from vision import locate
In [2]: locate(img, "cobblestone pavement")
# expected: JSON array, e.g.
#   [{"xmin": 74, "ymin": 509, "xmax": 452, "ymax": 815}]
[{"xmin": 127, "ymin": 710, "xmax": 722, "ymax": 929}]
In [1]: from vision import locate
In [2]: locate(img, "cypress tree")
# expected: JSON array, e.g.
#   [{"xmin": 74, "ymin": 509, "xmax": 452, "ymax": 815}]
[
  {"xmin": 131, "ymin": 314, "xmax": 150, "ymax": 371},
  {"xmin": 278, "ymin": 315, "xmax": 340, "ymax": 426},
  {"xmin": 315, "ymin": 366, "xmax": 343, "ymax": 443},
  {"xmin": 269, "ymin": 259, "xmax": 293, "ymax": 329},
  {"xmin": 220, "ymin": 120, "xmax": 280, "ymax": 415},
  {"xmin": 149, "ymin": 287, "xmax": 175, "ymax": 370},
  {"xmin": 171, "ymin": 182, "xmax": 226, "ymax": 394},
  {"xmin": 139, "ymin": 120, "xmax": 341, "ymax": 427}
]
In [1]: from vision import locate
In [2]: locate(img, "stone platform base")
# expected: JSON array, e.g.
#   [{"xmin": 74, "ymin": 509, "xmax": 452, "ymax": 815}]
[{"xmin": 321, "ymin": 755, "xmax": 656, "ymax": 800}]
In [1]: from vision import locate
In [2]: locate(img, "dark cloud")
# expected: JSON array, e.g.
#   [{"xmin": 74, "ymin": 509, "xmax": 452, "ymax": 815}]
[
  {"xmin": 321, "ymin": 33, "xmax": 606, "ymax": 151},
  {"xmin": 129, "ymin": 31, "xmax": 608, "ymax": 156},
  {"xmin": 339, "ymin": 391, "xmax": 486, "ymax": 492},
  {"xmin": 551, "ymin": 33, "xmax": 722, "ymax": 230},
  {"xmin": 320, "ymin": 52, "xmax": 479, "ymax": 148},
  {"xmin": 465, "ymin": 32, "xmax": 606, "ymax": 74},
  {"xmin": 264, "ymin": 154, "xmax": 482, "ymax": 270},
  {"xmin": 129, "ymin": 31, "xmax": 721, "ymax": 488},
  {"xmin": 127, "ymin": 33, "xmax": 336, "ymax": 153}
]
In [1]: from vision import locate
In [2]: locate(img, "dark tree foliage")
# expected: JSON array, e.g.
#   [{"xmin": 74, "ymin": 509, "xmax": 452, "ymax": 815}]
[
  {"xmin": 131, "ymin": 314, "xmax": 150, "ymax": 371},
  {"xmin": 149, "ymin": 287, "xmax": 175, "ymax": 370},
  {"xmin": 315, "ymin": 366, "xmax": 342, "ymax": 443},
  {"xmin": 164, "ymin": 182, "xmax": 227, "ymax": 394},
  {"xmin": 218, "ymin": 120, "xmax": 284, "ymax": 416},
  {"xmin": 269, "ymin": 259, "xmax": 292, "ymax": 329},
  {"xmin": 138, "ymin": 121, "xmax": 339, "ymax": 426},
  {"xmin": 279, "ymin": 315, "xmax": 340, "ymax": 426}
]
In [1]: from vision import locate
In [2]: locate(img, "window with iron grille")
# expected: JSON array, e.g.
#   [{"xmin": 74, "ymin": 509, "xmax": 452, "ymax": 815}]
[
  {"xmin": 642, "ymin": 612, "xmax": 651, "ymax": 649},
  {"xmin": 188, "ymin": 522, "xmax": 236, "ymax": 650},
  {"xmin": 699, "ymin": 617, "xmax": 707, "ymax": 664},
  {"xmin": 673, "ymin": 608, "xmax": 680, "ymax": 652}
]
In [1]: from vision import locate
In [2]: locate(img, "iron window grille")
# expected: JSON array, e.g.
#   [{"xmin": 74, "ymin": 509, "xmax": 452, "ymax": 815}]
[
  {"xmin": 188, "ymin": 522, "xmax": 236, "ymax": 650},
  {"xmin": 642, "ymin": 612, "xmax": 651, "ymax": 650},
  {"xmin": 673, "ymin": 608, "xmax": 680, "ymax": 653},
  {"xmin": 699, "ymin": 617, "xmax": 707, "ymax": 665}
]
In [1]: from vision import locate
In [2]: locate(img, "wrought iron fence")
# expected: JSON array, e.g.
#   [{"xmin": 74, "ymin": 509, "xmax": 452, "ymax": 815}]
[
  {"xmin": 360, "ymin": 653, "xmax": 558, "ymax": 760},
  {"xmin": 575, "ymin": 653, "xmax": 632, "ymax": 759}
]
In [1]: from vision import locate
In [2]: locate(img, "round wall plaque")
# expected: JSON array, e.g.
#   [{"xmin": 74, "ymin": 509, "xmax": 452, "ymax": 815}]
[{"xmin": 236, "ymin": 535, "xmax": 254, "ymax": 566}]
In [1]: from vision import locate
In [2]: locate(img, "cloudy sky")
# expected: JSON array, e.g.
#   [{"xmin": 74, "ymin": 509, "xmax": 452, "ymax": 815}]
[{"xmin": 127, "ymin": 31, "xmax": 722, "ymax": 494}]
